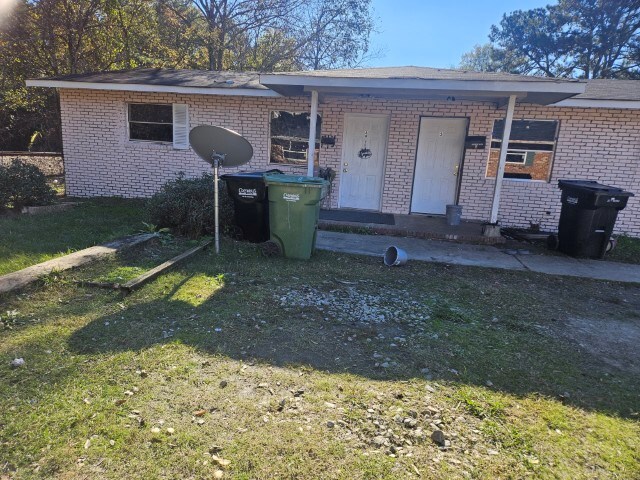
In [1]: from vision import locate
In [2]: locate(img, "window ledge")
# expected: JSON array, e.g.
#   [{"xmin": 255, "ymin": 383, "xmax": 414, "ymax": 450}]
[
  {"xmin": 485, "ymin": 177, "xmax": 550, "ymax": 184},
  {"xmin": 126, "ymin": 139, "xmax": 174, "ymax": 149},
  {"xmin": 269, "ymin": 163, "xmax": 308, "ymax": 168}
]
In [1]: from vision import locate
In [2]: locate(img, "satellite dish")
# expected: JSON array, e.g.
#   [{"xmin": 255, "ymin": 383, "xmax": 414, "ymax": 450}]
[
  {"xmin": 189, "ymin": 125, "xmax": 254, "ymax": 254},
  {"xmin": 189, "ymin": 125, "xmax": 253, "ymax": 167}
]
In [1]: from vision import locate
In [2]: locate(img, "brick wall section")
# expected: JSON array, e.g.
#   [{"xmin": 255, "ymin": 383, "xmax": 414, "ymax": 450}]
[{"xmin": 59, "ymin": 89, "xmax": 640, "ymax": 236}]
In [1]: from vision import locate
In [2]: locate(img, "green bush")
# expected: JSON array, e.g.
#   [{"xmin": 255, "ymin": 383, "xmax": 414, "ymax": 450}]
[
  {"xmin": 147, "ymin": 173, "xmax": 235, "ymax": 238},
  {"xmin": 0, "ymin": 159, "xmax": 56, "ymax": 211}
]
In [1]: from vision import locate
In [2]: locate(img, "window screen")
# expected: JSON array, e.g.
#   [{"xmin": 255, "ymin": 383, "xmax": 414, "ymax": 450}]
[{"xmin": 128, "ymin": 104, "xmax": 173, "ymax": 142}]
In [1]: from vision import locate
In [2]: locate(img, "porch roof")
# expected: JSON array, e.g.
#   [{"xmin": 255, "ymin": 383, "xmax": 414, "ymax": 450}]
[{"xmin": 260, "ymin": 66, "xmax": 586, "ymax": 105}]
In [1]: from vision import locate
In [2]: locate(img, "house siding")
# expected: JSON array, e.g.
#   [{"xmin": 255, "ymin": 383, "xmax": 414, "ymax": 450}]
[{"xmin": 59, "ymin": 89, "xmax": 640, "ymax": 236}]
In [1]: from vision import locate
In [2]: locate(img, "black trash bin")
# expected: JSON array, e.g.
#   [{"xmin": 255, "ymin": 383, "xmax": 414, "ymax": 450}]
[
  {"xmin": 554, "ymin": 180, "xmax": 634, "ymax": 259},
  {"xmin": 221, "ymin": 169, "xmax": 282, "ymax": 242}
]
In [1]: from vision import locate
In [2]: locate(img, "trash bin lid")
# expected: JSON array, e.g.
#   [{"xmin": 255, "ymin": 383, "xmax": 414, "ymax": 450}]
[
  {"xmin": 264, "ymin": 173, "xmax": 327, "ymax": 187},
  {"xmin": 221, "ymin": 169, "xmax": 282, "ymax": 180},
  {"xmin": 558, "ymin": 179, "xmax": 632, "ymax": 195}
]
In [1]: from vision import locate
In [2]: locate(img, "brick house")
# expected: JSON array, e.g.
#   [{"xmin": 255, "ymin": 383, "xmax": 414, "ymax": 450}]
[{"xmin": 27, "ymin": 67, "xmax": 640, "ymax": 237}]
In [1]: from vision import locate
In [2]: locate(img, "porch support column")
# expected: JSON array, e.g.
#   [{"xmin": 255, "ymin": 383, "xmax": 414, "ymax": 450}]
[
  {"xmin": 489, "ymin": 94, "xmax": 517, "ymax": 224},
  {"xmin": 307, "ymin": 89, "xmax": 319, "ymax": 177}
]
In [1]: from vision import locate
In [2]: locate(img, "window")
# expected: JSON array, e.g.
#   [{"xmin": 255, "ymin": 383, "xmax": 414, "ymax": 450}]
[
  {"xmin": 506, "ymin": 151, "xmax": 526, "ymax": 164},
  {"xmin": 128, "ymin": 103, "xmax": 173, "ymax": 143},
  {"xmin": 486, "ymin": 119, "xmax": 558, "ymax": 181},
  {"xmin": 270, "ymin": 111, "xmax": 322, "ymax": 165}
]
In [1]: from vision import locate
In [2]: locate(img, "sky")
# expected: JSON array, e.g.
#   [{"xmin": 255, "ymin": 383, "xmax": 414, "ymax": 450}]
[{"xmin": 368, "ymin": 0, "xmax": 550, "ymax": 68}]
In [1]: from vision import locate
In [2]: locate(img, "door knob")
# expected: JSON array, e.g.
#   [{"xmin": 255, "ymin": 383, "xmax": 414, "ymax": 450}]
[
  {"xmin": 454, "ymin": 165, "xmax": 460, "ymax": 176},
  {"xmin": 343, "ymin": 168, "xmax": 348, "ymax": 173}
]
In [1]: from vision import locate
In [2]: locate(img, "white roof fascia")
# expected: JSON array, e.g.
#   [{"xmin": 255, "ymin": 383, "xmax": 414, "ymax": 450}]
[
  {"xmin": 25, "ymin": 79, "xmax": 282, "ymax": 97},
  {"xmin": 553, "ymin": 98, "xmax": 640, "ymax": 109},
  {"xmin": 260, "ymin": 74, "xmax": 586, "ymax": 95}
]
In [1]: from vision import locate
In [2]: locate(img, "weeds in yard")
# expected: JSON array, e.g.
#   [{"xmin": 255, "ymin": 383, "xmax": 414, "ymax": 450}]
[
  {"xmin": 608, "ymin": 235, "xmax": 640, "ymax": 264},
  {"xmin": 456, "ymin": 387, "xmax": 507, "ymax": 419}
]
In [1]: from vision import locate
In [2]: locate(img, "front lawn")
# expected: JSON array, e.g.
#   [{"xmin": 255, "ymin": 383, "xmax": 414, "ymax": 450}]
[
  {"xmin": 1, "ymin": 235, "xmax": 639, "ymax": 479},
  {"xmin": 0, "ymin": 198, "xmax": 145, "ymax": 275}
]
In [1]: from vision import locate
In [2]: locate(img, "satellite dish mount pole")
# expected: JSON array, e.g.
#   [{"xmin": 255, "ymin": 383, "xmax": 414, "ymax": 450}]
[
  {"xmin": 190, "ymin": 124, "xmax": 253, "ymax": 255},
  {"xmin": 211, "ymin": 151, "xmax": 226, "ymax": 254}
]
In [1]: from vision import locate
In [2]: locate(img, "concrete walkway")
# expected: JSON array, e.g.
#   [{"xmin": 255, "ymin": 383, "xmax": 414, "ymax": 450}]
[{"xmin": 316, "ymin": 230, "xmax": 640, "ymax": 284}]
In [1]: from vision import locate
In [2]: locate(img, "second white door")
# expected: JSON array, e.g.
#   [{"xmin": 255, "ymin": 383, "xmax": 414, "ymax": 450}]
[
  {"xmin": 411, "ymin": 117, "xmax": 467, "ymax": 214},
  {"xmin": 339, "ymin": 114, "xmax": 389, "ymax": 210}
]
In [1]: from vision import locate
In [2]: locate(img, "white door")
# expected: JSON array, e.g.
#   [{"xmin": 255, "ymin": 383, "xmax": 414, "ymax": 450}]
[
  {"xmin": 339, "ymin": 114, "xmax": 389, "ymax": 210},
  {"xmin": 411, "ymin": 117, "xmax": 467, "ymax": 214}
]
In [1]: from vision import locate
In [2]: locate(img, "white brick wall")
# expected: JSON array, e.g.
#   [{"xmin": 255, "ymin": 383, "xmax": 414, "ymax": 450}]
[{"xmin": 59, "ymin": 89, "xmax": 640, "ymax": 237}]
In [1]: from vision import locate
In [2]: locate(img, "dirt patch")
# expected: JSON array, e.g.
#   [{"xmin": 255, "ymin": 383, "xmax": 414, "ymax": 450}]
[{"xmin": 560, "ymin": 316, "xmax": 640, "ymax": 374}]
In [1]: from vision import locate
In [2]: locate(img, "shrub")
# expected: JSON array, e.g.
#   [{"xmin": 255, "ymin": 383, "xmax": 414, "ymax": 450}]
[
  {"xmin": 147, "ymin": 173, "xmax": 235, "ymax": 238},
  {"xmin": 0, "ymin": 159, "xmax": 56, "ymax": 211}
]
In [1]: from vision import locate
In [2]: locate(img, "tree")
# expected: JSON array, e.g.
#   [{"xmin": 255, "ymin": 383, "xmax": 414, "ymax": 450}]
[
  {"xmin": 181, "ymin": 0, "xmax": 298, "ymax": 70},
  {"xmin": 561, "ymin": 0, "xmax": 640, "ymax": 78},
  {"xmin": 170, "ymin": 0, "xmax": 376, "ymax": 71},
  {"xmin": 460, "ymin": 0, "xmax": 640, "ymax": 78},
  {"xmin": 295, "ymin": 0, "xmax": 376, "ymax": 70},
  {"xmin": 459, "ymin": 44, "xmax": 506, "ymax": 72}
]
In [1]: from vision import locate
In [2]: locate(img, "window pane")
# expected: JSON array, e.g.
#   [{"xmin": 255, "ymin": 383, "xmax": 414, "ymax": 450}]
[
  {"xmin": 130, "ymin": 122, "xmax": 173, "ymax": 142},
  {"xmin": 487, "ymin": 119, "xmax": 558, "ymax": 181},
  {"xmin": 129, "ymin": 104, "xmax": 173, "ymax": 124},
  {"xmin": 492, "ymin": 120, "xmax": 557, "ymax": 142},
  {"xmin": 270, "ymin": 111, "xmax": 321, "ymax": 165},
  {"xmin": 506, "ymin": 152, "xmax": 526, "ymax": 164}
]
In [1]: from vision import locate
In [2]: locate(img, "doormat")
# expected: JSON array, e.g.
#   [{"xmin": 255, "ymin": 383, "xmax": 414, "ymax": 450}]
[{"xmin": 320, "ymin": 209, "xmax": 395, "ymax": 225}]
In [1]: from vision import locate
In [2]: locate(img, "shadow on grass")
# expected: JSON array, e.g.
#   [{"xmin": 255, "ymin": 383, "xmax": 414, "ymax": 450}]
[{"xmin": 58, "ymin": 248, "xmax": 640, "ymax": 420}]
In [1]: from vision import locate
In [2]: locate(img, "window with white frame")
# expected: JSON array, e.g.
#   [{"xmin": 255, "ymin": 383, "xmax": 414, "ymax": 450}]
[
  {"xmin": 128, "ymin": 103, "xmax": 173, "ymax": 142},
  {"xmin": 486, "ymin": 119, "xmax": 559, "ymax": 182}
]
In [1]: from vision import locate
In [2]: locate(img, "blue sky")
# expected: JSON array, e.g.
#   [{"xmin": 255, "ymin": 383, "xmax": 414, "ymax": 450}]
[{"xmin": 368, "ymin": 0, "xmax": 550, "ymax": 68}]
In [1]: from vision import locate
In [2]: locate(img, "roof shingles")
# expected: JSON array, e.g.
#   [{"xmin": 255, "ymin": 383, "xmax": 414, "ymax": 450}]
[{"xmin": 28, "ymin": 66, "xmax": 640, "ymax": 102}]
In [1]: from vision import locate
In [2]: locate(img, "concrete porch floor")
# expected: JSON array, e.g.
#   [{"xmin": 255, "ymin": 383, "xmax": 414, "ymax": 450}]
[{"xmin": 318, "ymin": 210, "xmax": 504, "ymax": 245}]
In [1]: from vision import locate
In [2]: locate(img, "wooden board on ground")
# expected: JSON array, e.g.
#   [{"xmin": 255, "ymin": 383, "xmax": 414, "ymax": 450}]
[
  {"xmin": 121, "ymin": 240, "xmax": 212, "ymax": 292},
  {"xmin": 0, "ymin": 233, "xmax": 158, "ymax": 295}
]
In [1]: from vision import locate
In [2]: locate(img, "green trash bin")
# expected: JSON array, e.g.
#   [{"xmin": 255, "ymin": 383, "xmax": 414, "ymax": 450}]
[{"xmin": 264, "ymin": 174, "xmax": 328, "ymax": 260}]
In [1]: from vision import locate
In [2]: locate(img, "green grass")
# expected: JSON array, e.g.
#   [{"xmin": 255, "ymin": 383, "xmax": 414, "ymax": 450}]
[
  {"xmin": 1, "ymin": 223, "xmax": 639, "ymax": 479},
  {"xmin": 608, "ymin": 235, "xmax": 640, "ymax": 264},
  {"xmin": 0, "ymin": 198, "xmax": 145, "ymax": 275}
]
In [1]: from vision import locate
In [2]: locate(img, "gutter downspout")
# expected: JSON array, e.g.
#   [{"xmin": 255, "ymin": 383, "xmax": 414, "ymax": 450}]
[
  {"xmin": 489, "ymin": 94, "xmax": 517, "ymax": 224},
  {"xmin": 307, "ymin": 90, "xmax": 319, "ymax": 177}
]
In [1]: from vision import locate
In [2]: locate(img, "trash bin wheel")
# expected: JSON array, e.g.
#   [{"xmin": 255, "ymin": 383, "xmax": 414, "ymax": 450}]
[
  {"xmin": 547, "ymin": 234, "xmax": 559, "ymax": 251},
  {"xmin": 260, "ymin": 240, "xmax": 281, "ymax": 257}
]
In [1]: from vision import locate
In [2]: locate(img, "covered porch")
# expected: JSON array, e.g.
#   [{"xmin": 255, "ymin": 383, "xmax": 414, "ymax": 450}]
[{"xmin": 260, "ymin": 67, "xmax": 586, "ymax": 236}]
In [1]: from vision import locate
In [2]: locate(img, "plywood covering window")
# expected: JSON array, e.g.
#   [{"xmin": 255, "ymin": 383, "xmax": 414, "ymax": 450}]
[
  {"xmin": 269, "ymin": 111, "xmax": 321, "ymax": 166},
  {"xmin": 128, "ymin": 103, "xmax": 173, "ymax": 143},
  {"xmin": 486, "ymin": 119, "xmax": 558, "ymax": 182}
]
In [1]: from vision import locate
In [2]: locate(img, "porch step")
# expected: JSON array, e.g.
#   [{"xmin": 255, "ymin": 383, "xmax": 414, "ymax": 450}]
[{"xmin": 318, "ymin": 215, "xmax": 505, "ymax": 245}]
